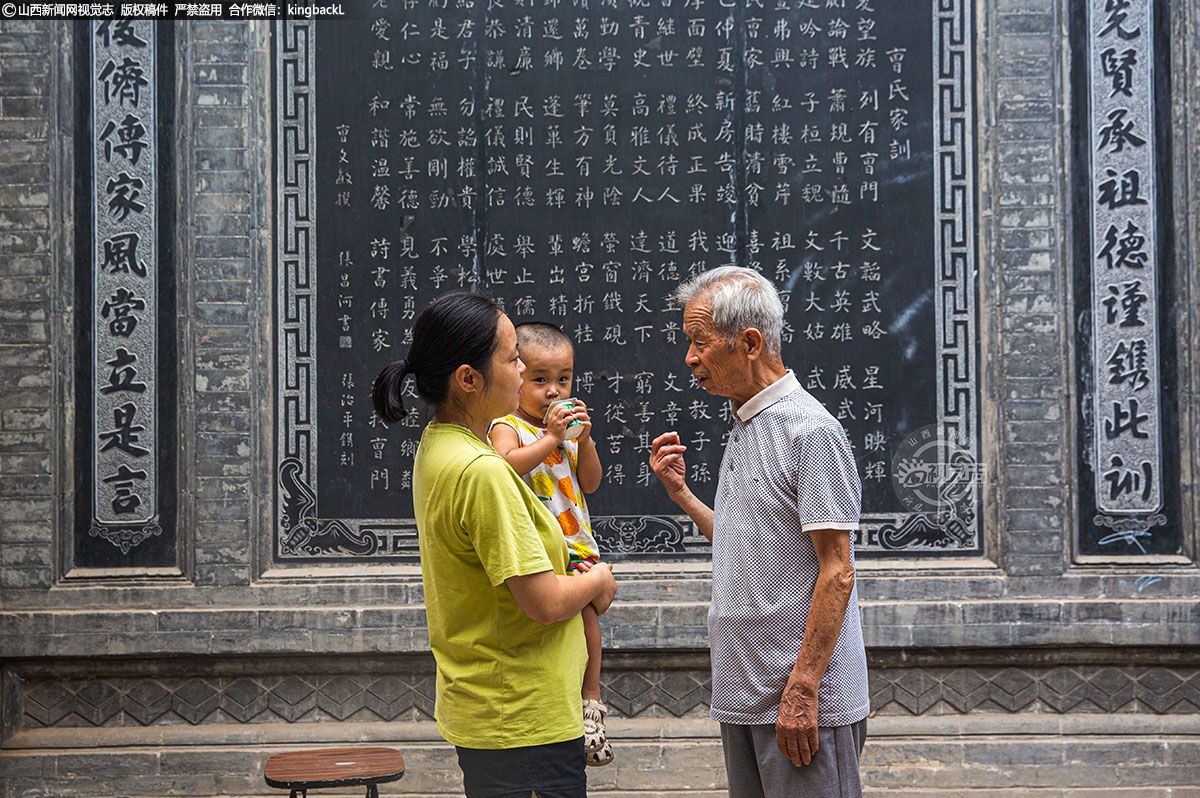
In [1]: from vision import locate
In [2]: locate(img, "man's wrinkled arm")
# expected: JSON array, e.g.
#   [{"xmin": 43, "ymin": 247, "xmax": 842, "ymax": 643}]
[{"xmin": 775, "ymin": 529, "xmax": 856, "ymax": 766}]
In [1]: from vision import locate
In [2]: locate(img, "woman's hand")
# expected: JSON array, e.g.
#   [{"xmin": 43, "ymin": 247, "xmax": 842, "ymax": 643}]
[{"xmin": 588, "ymin": 562, "xmax": 617, "ymax": 615}]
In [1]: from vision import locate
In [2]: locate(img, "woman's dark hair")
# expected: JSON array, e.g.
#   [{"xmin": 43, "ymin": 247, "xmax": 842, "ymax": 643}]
[{"xmin": 372, "ymin": 292, "xmax": 504, "ymax": 426}]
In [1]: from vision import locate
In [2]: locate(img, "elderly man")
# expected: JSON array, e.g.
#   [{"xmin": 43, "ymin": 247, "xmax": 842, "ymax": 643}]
[{"xmin": 649, "ymin": 266, "xmax": 869, "ymax": 798}]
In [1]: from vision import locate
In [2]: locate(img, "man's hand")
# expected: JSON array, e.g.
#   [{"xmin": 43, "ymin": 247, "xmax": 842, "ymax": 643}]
[
  {"xmin": 776, "ymin": 673, "xmax": 820, "ymax": 767},
  {"xmin": 649, "ymin": 431, "xmax": 688, "ymax": 497},
  {"xmin": 648, "ymin": 431, "xmax": 715, "ymax": 542}
]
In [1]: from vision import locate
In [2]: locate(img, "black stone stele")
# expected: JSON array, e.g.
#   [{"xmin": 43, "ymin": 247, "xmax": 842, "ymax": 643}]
[{"xmin": 271, "ymin": 2, "xmax": 981, "ymax": 562}]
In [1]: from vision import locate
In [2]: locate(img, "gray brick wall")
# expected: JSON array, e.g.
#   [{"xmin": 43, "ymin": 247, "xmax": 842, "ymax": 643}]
[
  {"xmin": 994, "ymin": 0, "xmax": 1071, "ymax": 577},
  {"xmin": 1173, "ymin": 0, "xmax": 1200, "ymax": 567},
  {"xmin": 187, "ymin": 22, "xmax": 257, "ymax": 588},
  {"xmin": 0, "ymin": 20, "xmax": 55, "ymax": 593}
]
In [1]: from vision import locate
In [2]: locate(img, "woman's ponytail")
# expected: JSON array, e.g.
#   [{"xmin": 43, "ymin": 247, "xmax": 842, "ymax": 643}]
[
  {"xmin": 371, "ymin": 359, "xmax": 410, "ymax": 427},
  {"xmin": 373, "ymin": 292, "xmax": 503, "ymax": 426}
]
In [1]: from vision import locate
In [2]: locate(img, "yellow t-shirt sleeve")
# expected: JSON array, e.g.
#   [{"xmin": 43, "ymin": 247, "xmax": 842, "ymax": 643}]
[{"xmin": 457, "ymin": 454, "xmax": 555, "ymax": 587}]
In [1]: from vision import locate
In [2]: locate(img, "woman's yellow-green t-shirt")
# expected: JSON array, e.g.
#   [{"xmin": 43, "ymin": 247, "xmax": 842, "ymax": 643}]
[{"xmin": 412, "ymin": 422, "xmax": 586, "ymax": 749}]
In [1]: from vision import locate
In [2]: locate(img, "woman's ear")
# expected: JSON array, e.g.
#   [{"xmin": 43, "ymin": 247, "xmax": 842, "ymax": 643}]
[{"xmin": 452, "ymin": 363, "xmax": 480, "ymax": 395}]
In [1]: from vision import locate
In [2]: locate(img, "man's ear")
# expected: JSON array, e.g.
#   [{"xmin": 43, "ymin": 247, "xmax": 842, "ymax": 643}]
[{"xmin": 742, "ymin": 328, "xmax": 765, "ymax": 361}]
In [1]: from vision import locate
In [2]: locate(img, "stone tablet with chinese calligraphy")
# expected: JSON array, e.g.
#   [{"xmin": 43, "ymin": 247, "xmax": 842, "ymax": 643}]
[
  {"xmin": 74, "ymin": 22, "xmax": 178, "ymax": 572},
  {"xmin": 272, "ymin": 0, "xmax": 981, "ymax": 563},
  {"xmin": 1070, "ymin": 0, "xmax": 1181, "ymax": 559}
]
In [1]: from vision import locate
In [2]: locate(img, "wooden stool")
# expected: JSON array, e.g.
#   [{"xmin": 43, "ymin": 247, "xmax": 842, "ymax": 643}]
[{"xmin": 264, "ymin": 746, "xmax": 405, "ymax": 798}]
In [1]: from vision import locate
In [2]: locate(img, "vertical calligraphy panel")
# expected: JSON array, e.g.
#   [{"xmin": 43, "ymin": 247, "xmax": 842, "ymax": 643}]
[
  {"xmin": 1071, "ymin": 0, "xmax": 1181, "ymax": 558},
  {"xmin": 73, "ymin": 22, "xmax": 178, "ymax": 572}
]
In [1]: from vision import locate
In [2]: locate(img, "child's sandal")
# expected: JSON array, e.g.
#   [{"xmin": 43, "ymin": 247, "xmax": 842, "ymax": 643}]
[
  {"xmin": 586, "ymin": 739, "xmax": 614, "ymax": 767},
  {"xmin": 582, "ymin": 699, "xmax": 609, "ymax": 753}
]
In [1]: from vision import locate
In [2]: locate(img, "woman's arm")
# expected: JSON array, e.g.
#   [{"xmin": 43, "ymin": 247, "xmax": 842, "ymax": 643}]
[{"xmin": 505, "ymin": 563, "xmax": 616, "ymax": 625}]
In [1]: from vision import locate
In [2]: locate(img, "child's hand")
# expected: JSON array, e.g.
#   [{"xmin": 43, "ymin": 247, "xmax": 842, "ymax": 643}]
[
  {"xmin": 544, "ymin": 401, "xmax": 574, "ymax": 443},
  {"xmin": 569, "ymin": 399, "xmax": 593, "ymax": 443}
]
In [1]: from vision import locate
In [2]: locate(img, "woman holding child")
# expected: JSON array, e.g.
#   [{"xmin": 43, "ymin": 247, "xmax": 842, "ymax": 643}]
[
  {"xmin": 372, "ymin": 292, "xmax": 616, "ymax": 798},
  {"xmin": 488, "ymin": 321, "xmax": 614, "ymax": 767}
]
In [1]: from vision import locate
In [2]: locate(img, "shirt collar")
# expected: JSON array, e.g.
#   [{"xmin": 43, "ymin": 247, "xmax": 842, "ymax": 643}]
[{"xmin": 735, "ymin": 370, "xmax": 799, "ymax": 422}]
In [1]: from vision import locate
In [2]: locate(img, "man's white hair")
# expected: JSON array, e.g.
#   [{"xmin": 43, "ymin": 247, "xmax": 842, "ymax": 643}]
[{"xmin": 674, "ymin": 265, "xmax": 784, "ymax": 357}]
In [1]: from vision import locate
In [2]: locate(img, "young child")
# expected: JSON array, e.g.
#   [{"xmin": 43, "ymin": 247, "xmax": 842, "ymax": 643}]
[{"xmin": 488, "ymin": 322, "xmax": 613, "ymax": 767}]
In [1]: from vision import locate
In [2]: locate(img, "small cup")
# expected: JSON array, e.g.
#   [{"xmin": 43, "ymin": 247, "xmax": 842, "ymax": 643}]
[{"xmin": 544, "ymin": 399, "xmax": 584, "ymax": 440}]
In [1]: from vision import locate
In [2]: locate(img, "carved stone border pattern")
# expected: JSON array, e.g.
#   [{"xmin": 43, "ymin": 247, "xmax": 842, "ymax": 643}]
[
  {"xmin": 859, "ymin": 0, "xmax": 981, "ymax": 554},
  {"xmin": 932, "ymin": 0, "xmax": 980, "ymax": 550},
  {"xmin": 870, "ymin": 663, "xmax": 1200, "ymax": 715},
  {"xmin": 273, "ymin": 22, "xmax": 401, "ymax": 560},
  {"xmin": 274, "ymin": 21, "xmax": 319, "ymax": 559},
  {"xmin": 11, "ymin": 664, "xmax": 1198, "ymax": 734}
]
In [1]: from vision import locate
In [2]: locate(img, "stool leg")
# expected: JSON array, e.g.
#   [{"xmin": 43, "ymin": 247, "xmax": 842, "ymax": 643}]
[{"xmin": 365, "ymin": 785, "xmax": 379, "ymax": 798}]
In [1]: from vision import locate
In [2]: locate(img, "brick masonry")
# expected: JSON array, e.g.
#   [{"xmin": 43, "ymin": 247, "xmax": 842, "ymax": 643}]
[
  {"xmin": 0, "ymin": 20, "xmax": 54, "ymax": 595},
  {"xmin": 1, "ymin": 8, "xmax": 1198, "ymax": 797}
]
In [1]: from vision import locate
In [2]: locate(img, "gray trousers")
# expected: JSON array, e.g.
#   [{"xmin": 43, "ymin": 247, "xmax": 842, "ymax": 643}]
[{"xmin": 720, "ymin": 718, "xmax": 867, "ymax": 798}]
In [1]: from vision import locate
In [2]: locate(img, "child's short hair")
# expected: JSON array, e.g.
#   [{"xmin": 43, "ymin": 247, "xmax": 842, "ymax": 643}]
[{"xmin": 514, "ymin": 321, "xmax": 573, "ymax": 353}]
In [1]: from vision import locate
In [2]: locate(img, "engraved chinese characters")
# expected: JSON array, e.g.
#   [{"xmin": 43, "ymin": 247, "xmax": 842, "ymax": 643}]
[
  {"xmin": 272, "ymin": 0, "xmax": 981, "ymax": 562},
  {"xmin": 89, "ymin": 20, "xmax": 161, "ymax": 555},
  {"xmin": 1075, "ymin": 0, "xmax": 1179, "ymax": 557}
]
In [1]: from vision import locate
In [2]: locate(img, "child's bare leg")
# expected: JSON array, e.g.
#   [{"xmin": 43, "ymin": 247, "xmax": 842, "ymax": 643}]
[{"xmin": 582, "ymin": 603, "xmax": 602, "ymax": 701}]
